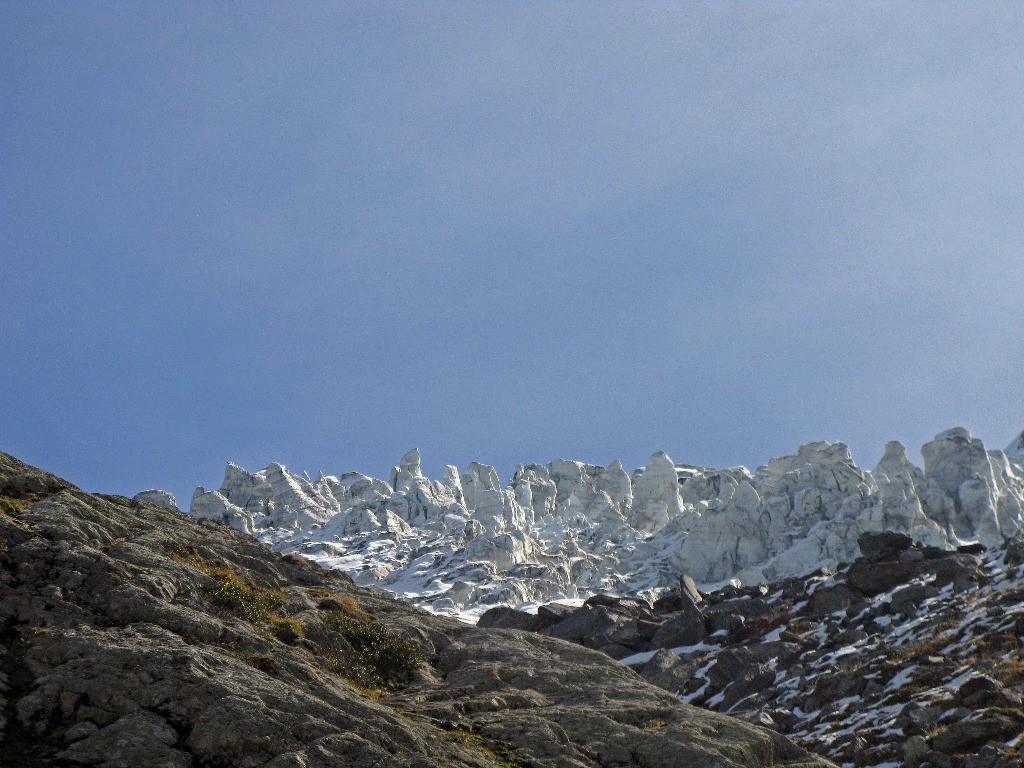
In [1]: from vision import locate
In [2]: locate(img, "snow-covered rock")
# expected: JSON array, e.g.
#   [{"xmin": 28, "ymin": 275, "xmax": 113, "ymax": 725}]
[
  {"xmin": 132, "ymin": 489, "xmax": 179, "ymax": 512},
  {"xmin": 1006, "ymin": 429, "xmax": 1024, "ymax": 460},
  {"xmin": 185, "ymin": 427, "xmax": 1024, "ymax": 620}
]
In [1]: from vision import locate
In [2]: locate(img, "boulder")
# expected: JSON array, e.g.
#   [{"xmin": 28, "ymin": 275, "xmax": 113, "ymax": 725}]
[
  {"xmin": 896, "ymin": 703, "xmax": 944, "ymax": 736},
  {"xmin": 638, "ymin": 648, "xmax": 698, "ymax": 693},
  {"xmin": 1004, "ymin": 538, "xmax": 1024, "ymax": 567},
  {"xmin": 956, "ymin": 676, "xmax": 1021, "ymax": 708},
  {"xmin": 537, "ymin": 602, "xmax": 577, "ymax": 622},
  {"xmin": 810, "ymin": 584, "xmax": 859, "ymax": 616},
  {"xmin": 931, "ymin": 712, "xmax": 1023, "ymax": 754},
  {"xmin": 477, "ymin": 606, "xmax": 546, "ymax": 631},
  {"xmin": 903, "ymin": 735, "xmax": 929, "ymax": 767},
  {"xmin": 858, "ymin": 531, "xmax": 914, "ymax": 562},
  {"xmin": 650, "ymin": 604, "xmax": 707, "ymax": 648},
  {"xmin": 721, "ymin": 663, "xmax": 776, "ymax": 711},
  {"xmin": 679, "ymin": 574, "xmax": 703, "ymax": 605},
  {"xmin": 705, "ymin": 597, "xmax": 773, "ymax": 618},
  {"xmin": 705, "ymin": 612, "xmax": 745, "ymax": 636},
  {"xmin": 889, "ymin": 584, "xmax": 939, "ymax": 617},
  {"xmin": 847, "ymin": 558, "xmax": 918, "ymax": 595},
  {"xmin": 544, "ymin": 605, "xmax": 630, "ymax": 648},
  {"xmin": 929, "ymin": 553, "xmax": 984, "ymax": 590},
  {"xmin": 707, "ymin": 649, "xmax": 756, "ymax": 690},
  {"xmin": 132, "ymin": 489, "xmax": 180, "ymax": 512}
]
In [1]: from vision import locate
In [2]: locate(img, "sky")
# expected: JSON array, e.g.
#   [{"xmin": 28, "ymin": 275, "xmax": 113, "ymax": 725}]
[{"xmin": 3, "ymin": 2, "xmax": 1024, "ymax": 506}]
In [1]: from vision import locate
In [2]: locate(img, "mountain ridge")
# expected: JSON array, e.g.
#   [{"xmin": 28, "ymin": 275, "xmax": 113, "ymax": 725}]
[{"xmin": 180, "ymin": 428, "xmax": 1024, "ymax": 620}]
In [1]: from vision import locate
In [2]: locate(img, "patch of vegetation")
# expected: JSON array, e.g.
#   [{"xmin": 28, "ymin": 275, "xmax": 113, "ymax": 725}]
[
  {"xmin": 281, "ymin": 552, "xmax": 321, "ymax": 572},
  {"xmin": 165, "ymin": 543, "xmax": 291, "ymax": 627},
  {"xmin": 320, "ymin": 610, "xmax": 423, "ymax": 690},
  {"xmin": 885, "ymin": 637, "xmax": 941, "ymax": 663},
  {"xmin": 234, "ymin": 651, "xmax": 277, "ymax": 674},
  {"xmin": 0, "ymin": 497, "xmax": 26, "ymax": 516},
  {"xmin": 992, "ymin": 658, "xmax": 1024, "ymax": 687},
  {"xmin": 441, "ymin": 728, "xmax": 531, "ymax": 768},
  {"xmin": 202, "ymin": 566, "xmax": 284, "ymax": 623},
  {"xmin": 268, "ymin": 615, "xmax": 304, "ymax": 644},
  {"xmin": 0, "ymin": 495, "xmax": 32, "ymax": 522},
  {"xmin": 316, "ymin": 593, "xmax": 367, "ymax": 616}
]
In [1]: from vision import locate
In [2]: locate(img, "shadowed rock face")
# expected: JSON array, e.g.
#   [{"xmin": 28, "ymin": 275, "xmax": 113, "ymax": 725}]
[{"xmin": 0, "ymin": 452, "xmax": 831, "ymax": 768}]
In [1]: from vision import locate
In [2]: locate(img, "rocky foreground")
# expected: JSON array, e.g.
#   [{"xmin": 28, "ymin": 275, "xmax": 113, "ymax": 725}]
[
  {"xmin": 481, "ymin": 532, "xmax": 1024, "ymax": 768},
  {"xmin": 0, "ymin": 451, "xmax": 830, "ymax": 768}
]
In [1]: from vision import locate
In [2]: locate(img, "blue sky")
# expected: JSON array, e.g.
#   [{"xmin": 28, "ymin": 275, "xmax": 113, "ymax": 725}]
[{"xmin": 3, "ymin": 3, "xmax": 1023, "ymax": 505}]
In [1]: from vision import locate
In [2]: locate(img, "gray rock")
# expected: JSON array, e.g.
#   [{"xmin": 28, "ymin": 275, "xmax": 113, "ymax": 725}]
[
  {"xmin": 544, "ymin": 605, "xmax": 630, "ymax": 648},
  {"xmin": 679, "ymin": 574, "xmax": 703, "ymax": 605},
  {"xmin": 537, "ymin": 602, "xmax": 576, "ymax": 621},
  {"xmin": 896, "ymin": 703, "xmax": 944, "ymax": 735},
  {"xmin": 931, "ymin": 712, "xmax": 1023, "ymax": 754},
  {"xmin": 847, "ymin": 557, "xmax": 918, "ymax": 594},
  {"xmin": 638, "ymin": 648, "xmax": 697, "ymax": 694},
  {"xmin": 650, "ymin": 604, "xmax": 707, "ymax": 648},
  {"xmin": 721, "ymin": 663, "xmax": 775, "ymax": 711},
  {"xmin": 889, "ymin": 584, "xmax": 939, "ymax": 617},
  {"xmin": 1005, "ymin": 538, "xmax": 1024, "ymax": 567},
  {"xmin": 858, "ymin": 531, "xmax": 914, "ymax": 562},
  {"xmin": 707, "ymin": 649, "xmax": 756, "ymax": 690},
  {"xmin": 810, "ymin": 584, "xmax": 859, "ymax": 616},
  {"xmin": 477, "ymin": 605, "xmax": 546, "ymax": 631},
  {"xmin": 903, "ymin": 734, "xmax": 929, "ymax": 767},
  {"xmin": 704, "ymin": 611, "xmax": 745, "ymax": 635},
  {"xmin": 930, "ymin": 553, "xmax": 985, "ymax": 590},
  {"xmin": 704, "ymin": 597, "xmax": 773, "ymax": 618},
  {"xmin": 57, "ymin": 711, "xmax": 189, "ymax": 768}
]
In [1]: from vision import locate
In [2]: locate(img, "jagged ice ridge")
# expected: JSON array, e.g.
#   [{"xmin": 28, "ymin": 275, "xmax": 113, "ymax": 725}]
[{"xmin": 178, "ymin": 427, "xmax": 1024, "ymax": 620}]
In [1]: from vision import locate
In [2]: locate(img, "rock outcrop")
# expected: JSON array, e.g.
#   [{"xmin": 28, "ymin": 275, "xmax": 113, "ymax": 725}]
[{"xmin": 0, "ymin": 451, "xmax": 829, "ymax": 768}]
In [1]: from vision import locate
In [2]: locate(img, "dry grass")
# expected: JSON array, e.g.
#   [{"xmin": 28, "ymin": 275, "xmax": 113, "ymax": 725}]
[
  {"xmin": 885, "ymin": 637, "xmax": 941, "ymax": 663},
  {"xmin": 0, "ymin": 496, "xmax": 30, "ymax": 520}
]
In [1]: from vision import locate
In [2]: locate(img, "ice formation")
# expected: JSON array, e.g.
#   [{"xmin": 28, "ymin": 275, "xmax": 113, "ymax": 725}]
[{"xmin": 186, "ymin": 428, "xmax": 1024, "ymax": 619}]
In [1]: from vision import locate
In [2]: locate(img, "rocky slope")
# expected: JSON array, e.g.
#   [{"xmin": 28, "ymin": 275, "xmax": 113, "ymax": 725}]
[
  {"xmin": 0, "ymin": 451, "xmax": 829, "ymax": 768},
  {"xmin": 183, "ymin": 429, "xmax": 1024, "ymax": 619},
  {"xmin": 481, "ymin": 532, "xmax": 1024, "ymax": 768}
]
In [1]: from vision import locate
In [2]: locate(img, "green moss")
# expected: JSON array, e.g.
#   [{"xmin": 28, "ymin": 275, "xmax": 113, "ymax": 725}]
[{"xmin": 441, "ymin": 728, "xmax": 530, "ymax": 768}]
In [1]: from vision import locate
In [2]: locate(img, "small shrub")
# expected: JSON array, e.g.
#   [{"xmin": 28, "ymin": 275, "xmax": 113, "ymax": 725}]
[
  {"xmin": 269, "ymin": 616, "xmax": 304, "ymax": 644},
  {"xmin": 316, "ymin": 594, "xmax": 367, "ymax": 616},
  {"xmin": 0, "ymin": 496, "xmax": 28, "ymax": 519},
  {"xmin": 282, "ymin": 553, "xmax": 321, "ymax": 572},
  {"xmin": 202, "ymin": 568, "xmax": 284, "ymax": 623},
  {"xmin": 994, "ymin": 658, "xmax": 1024, "ymax": 686},
  {"xmin": 323, "ymin": 613, "xmax": 423, "ymax": 689},
  {"xmin": 886, "ymin": 638, "xmax": 940, "ymax": 663},
  {"xmin": 236, "ymin": 652, "xmax": 276, "ymax": 673}
]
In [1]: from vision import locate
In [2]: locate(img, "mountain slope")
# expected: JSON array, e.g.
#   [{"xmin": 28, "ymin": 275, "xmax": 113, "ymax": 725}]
[{"xmin": 0, "ymin": 451, "xmax": 830, "ymax": 768}]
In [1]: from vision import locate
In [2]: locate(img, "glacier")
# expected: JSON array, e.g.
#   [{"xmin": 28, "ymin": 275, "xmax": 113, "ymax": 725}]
[{"xmin": 184, "ymin": 428, "xmax": 1024, "ymax": 620}]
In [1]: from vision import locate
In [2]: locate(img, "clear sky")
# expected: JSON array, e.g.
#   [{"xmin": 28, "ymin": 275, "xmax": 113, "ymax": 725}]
[{"xmin": 3, "ymin": 2, "xmax": 1023, "ymax": 506}]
